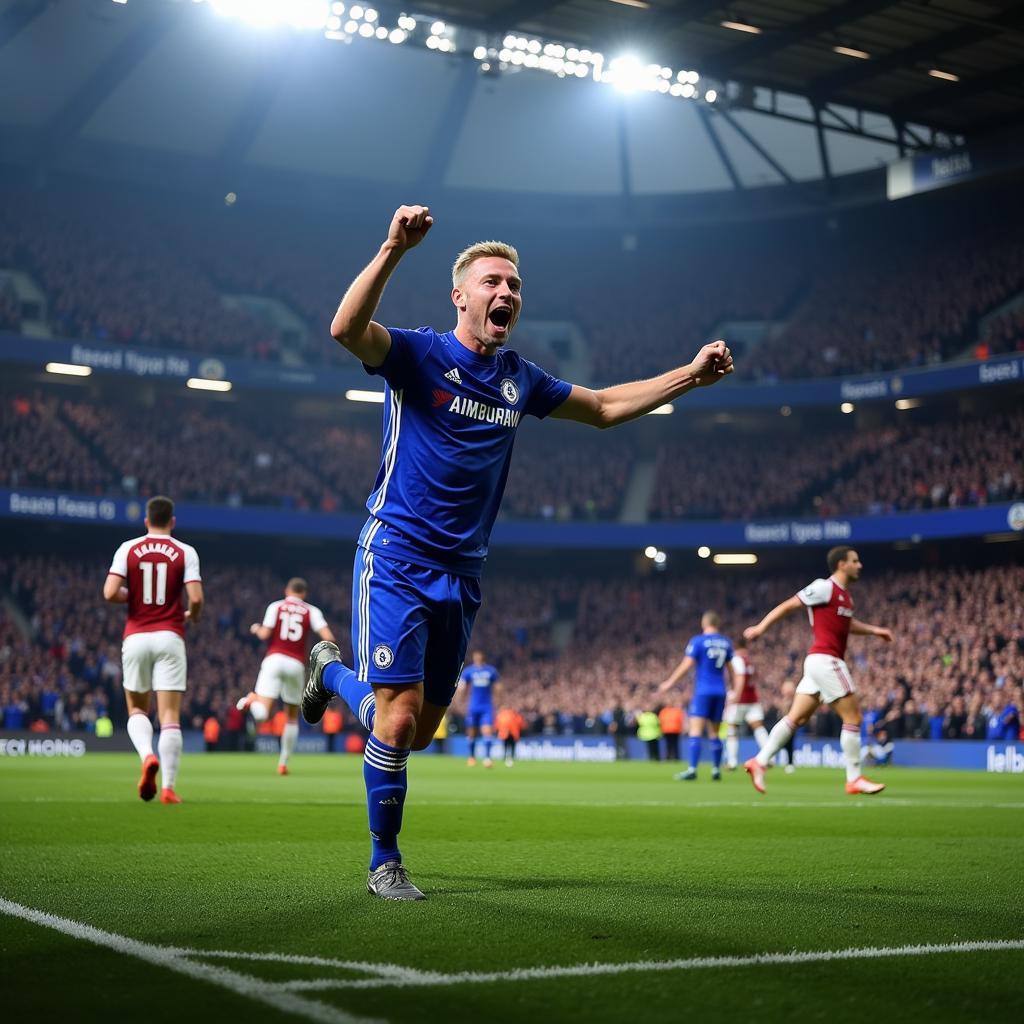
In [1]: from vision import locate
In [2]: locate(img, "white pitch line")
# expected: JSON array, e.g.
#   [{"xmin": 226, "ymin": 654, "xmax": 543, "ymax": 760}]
[
  {"xmin": 0, "ymin": 898, "xmax": 384, "ymax": 1024},
  {"xmin": 270, "ymin": 938, "xmax": 1024, "ymax": 992},
  {"xmin": 182, "ymin": 948, "xmax": 440, "ymax": 983}
]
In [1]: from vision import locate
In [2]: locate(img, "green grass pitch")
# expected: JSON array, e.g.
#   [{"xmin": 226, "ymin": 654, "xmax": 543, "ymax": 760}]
[{"xmin": 2, "ymin": 754, "xmax": 1022, "ymax": 1023}]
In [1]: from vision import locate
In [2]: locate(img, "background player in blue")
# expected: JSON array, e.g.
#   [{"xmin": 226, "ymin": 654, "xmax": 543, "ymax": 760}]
[
  {"xmin": 459, "ymin": 650, "xmax": 500, "ymax": 768},
  {"xmin": 658, "ymin": 611, "xmax": 734, "ymax": 781},
  {"xmin": 301, "ymin": 203, "xmax": 734, "ymax": 900}
]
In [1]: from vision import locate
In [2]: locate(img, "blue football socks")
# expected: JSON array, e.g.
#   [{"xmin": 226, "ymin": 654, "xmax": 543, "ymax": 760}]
[
  {"xmin": 363, "ymin": 735, "xmax": 410, "ymax": 869},
  {"xmin": 323, "ymin": 662, "xmax": 375, "ymax": 732},
  {"xmin": 687, "ymin": 736, "xmax": 702, "ymax": 771},
  {"xmin": 710, "ymin": 737, "xmax": 724, "ymax": 770}
]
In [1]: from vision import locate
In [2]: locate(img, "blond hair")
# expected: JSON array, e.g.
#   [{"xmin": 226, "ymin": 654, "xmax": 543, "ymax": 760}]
[{"xmin": 451, "ymin": 240, "xmax": 519, "ymax": 287}]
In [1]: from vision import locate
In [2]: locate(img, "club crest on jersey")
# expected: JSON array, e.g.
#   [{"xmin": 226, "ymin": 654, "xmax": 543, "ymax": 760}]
[
  {"xmin": 499, "ymin": 378, "xmax": 520, "ymax": 405},
  {"xmin": 372, "ymin": 644, "xmax": 394, "ymax": 670}
]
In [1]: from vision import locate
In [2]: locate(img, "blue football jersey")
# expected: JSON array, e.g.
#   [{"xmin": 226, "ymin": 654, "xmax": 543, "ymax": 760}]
[
  {"xmin": 358, "ymin": 327, "xmax": 571, "ymax": 576},
  {"xmin": 461, "ymin": 663, "xmax": 500, "ymax": 708},
  {"xmin": 685, "ymin": 633, "xmax": 734, "ymax": 696}
]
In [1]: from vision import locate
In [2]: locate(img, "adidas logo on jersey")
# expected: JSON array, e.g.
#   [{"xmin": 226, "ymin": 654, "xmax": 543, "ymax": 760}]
[{"xmin": 444, "ymin": 367, "xmax": 462, "ymax": 384}]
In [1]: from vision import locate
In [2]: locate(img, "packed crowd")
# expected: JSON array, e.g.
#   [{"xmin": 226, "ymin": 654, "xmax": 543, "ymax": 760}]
[
  {"xmin": 2, "ymin": 548, "xmax": 1020, "ymax": 748},
  {"xmin": 3, "ymin": 182, "xmax": 1024, "ymax": 383},
  {"xmin": 746, "ymin": 227, "xmax": 1024, "ymax": 380},
  {"xmin": 979, "ymin": 305, "xmax": 1024, "ymax": 358},
  {"xmin": 6, "ymin": 388, "xmax": 1023, "ymax": 522}
]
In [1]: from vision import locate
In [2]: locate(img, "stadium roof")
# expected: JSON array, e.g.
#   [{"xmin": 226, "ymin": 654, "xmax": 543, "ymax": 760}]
[
  {"xmin": 431, "ymin": 0, "xmax": 1024, "ymax": 138},
  {"xmin": 0, "ymin": 0, "xmax": 1021, "ymax": 206}
]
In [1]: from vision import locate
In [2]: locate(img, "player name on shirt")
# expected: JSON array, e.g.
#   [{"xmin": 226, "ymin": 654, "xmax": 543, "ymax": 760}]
[{"xmin": 131, "ymin": 541, "xmax": 180, "ymax": 561}]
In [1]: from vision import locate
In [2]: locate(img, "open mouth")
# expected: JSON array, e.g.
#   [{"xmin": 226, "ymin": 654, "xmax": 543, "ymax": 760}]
[{"xmin": 488, "ymin": 306, "xmax": 512, "ymax": 331}]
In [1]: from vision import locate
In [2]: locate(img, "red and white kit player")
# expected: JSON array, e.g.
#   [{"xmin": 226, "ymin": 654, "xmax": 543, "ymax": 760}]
[
  {"xmin": 103, "ymin": 495, "xmax": 203, "ymax": 804},
  {"xmin": 237, "ymin": 578, "xmax": 335, "ymax": 775},
  {"xmin": 724, "ymin": 641, "xmax": 770, "ymax": 770},
  {"xmin": 741, "ymin": 546, "xmax": 894, "ymax": 795}
]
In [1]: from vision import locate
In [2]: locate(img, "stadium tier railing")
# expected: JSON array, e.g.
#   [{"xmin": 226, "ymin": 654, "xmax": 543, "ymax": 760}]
[
  {"xmin": 2, "ymin": 332, "xmax": 1022, "ymax": 411},
  {"xmin": 3, "ymin": 487, "xmax": 1023, "ymax": 548}
]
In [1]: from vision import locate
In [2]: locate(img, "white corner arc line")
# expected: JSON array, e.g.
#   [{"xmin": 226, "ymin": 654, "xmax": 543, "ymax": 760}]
[
  {"xmin": 269, "ymin": 938, "xmax": 1024, "ymax": 992},
  {"xmin": 0, "ymin": 898, "xmax": 384, "ymax": 1024}
]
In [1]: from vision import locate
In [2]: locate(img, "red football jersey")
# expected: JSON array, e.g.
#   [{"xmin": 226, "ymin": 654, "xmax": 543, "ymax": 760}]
[
  {"xmin": 731, "ymin": 651, "xmax": 759, "ymax": 704},
  {"xmin": 108, "ymin": 533, "xmax": 201, "ymax": 639},
  {"xmin": 263, "ymin": 597, "xmax": 328, "ymax": 663},
  {"xmin": 797, "ymin": 576, "xmax": 854, "ymax": 660}
]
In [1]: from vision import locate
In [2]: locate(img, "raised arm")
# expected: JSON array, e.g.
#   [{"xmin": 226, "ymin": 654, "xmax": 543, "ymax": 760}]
[
  {"xmin": 850, "ymin": 618, "xmax": 894, "ymax": 643},
  {"xmin": 658, "ymin": 655, "xmax": 695, "ymax": 694},
  {"xmin": 330, "ymin": 204, "xmax": 433, "ymax": 367},
  {"xmin": 744, "ymin": 594, "xmax": 803, "ymax": 642},
  {"xmin": 552, "ymin": 340, "xmax": 733, "ymax": 429}
]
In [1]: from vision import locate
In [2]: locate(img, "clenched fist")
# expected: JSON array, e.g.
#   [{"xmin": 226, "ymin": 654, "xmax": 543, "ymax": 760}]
[
  {"xmin": 688, "ymin": 340, "xmax": 734, "ymax": 388},
  {"xmin": 387, "ymin": 204, "xmax": 433, "ymax": 253}
]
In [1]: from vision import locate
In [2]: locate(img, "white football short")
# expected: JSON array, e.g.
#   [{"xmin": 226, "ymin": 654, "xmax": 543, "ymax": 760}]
[
  {"xmin": 796, "ymin": 653, "xmax": 856, "ymax": 704},
  {"xmin": 122, "ymin": 631, "xmax": 187, "ymax": 693},
  {"xmin": 724, "ymin": 701, "xmax": 765, "ymax": 726},
  {"xmin": 255, "ymin": 652, "xmax": 305, "ymax": 706}
]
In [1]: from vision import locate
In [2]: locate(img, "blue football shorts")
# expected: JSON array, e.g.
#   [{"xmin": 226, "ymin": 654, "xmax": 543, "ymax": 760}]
[
  {"xmin": 688, "ymin": 693, "xmax": 726, "ymax": 723},
  {"xmin": 466, "ymin": 707, "xmax": 494, "ymax": 731},
  {"xmin": 351, "ymin": 548, "xmax": 482, "ymax": 707}
]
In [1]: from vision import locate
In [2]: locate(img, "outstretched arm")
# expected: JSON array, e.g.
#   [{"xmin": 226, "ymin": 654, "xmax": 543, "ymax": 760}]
[
  {"xmin": 850, "ymin": 618, "xmax": 893, "ymax": 642},
  {"xmin": 744, "ymin": 594, "xmax": 803, "ymax": 642},
  {"xmin": 552, "ymin": 340, "xmax": 733, "ymax": 429},
  {"xmin": 330, "ymin": 205, "xmax": 433, "ymax": 367},
  {"xmin": 658, "ymin": 656, "xmax": 695, "ymax": 694}
]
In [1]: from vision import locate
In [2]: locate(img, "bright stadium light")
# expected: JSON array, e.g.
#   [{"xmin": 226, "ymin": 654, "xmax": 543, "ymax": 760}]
[
  {"xmin": 721, "ymin": 20, "xmax": 761, "ymax": 34},
  {"xmin": 780, "ymin": 405, "xmax": 792, "ymax": 416},
  {"xmin": 840, "ymin": 402, "xmax": 855, "ymax": 414},
  {"xmin": 46, "ymin": 362, "xmax": 92, "ymax": 377},
  {"xmin": 653, "ymin": 551, "xmax": 668, "ymax": 565},
  {"xmin": 713, "ymin": 553, "xmax": 758, "ymax": 565},
  {"xmin": 644, "ymin": 545, "xmax": 658, "ymax": 559},
  {"xmin": 697, "ymin": 546, "xmax": 711, "ymax": 559},
  {"xmin": 895, "ymin": 398, "xmax": 922, "ymax": 410},
  {"xmin": 187, "ymin": 378, "xmax": 232, "ymax": 392},
  {"xmin": 605, "ymin": 55, "xmax": 646, "ymax": 93},
  {"xmin": 928, "ymin": 68, "xmax": 960, "ymax": 82},
  {"xmin": 705, "ymin": 89, "xmax": 717, "ymax": 103},
  {"xmin": 345, "ymin": 389, "xmax": 386, "ymax": 404},
  {"xmin": 833, "ymin": 45, "xmax": 870, "ymax": 60}
]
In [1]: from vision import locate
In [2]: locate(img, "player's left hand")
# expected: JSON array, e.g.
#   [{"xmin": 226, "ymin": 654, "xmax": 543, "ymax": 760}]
[
  {"xmin": 689, "ymin": 340, "xmax": 734, "ymax": 387},
  {"xmin": 875, "ymin": 627, "xmax": 894, "ymax": 643},
  {"xmin": 249, "ymin": 623, "xmax": 260, "ymax": 635}
]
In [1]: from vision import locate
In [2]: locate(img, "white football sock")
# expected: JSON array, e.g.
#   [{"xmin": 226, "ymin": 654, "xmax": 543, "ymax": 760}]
[
  {"xmin": 279, "ymin": 722, "xmax": 298, "ymax": 767},
  {"xmin": 158, "ymin": 724, "xmax": 182, "ymax": 790},
  {"xmin": 725, "ymin": 733, "xmax": 739, "ymax": 767},
  {"xmin": 127, "ymin": 712, "xmax": 154, "ymax": 761},
  {"xmin": 249, "ymin": 700, "xmax": 269, "ymax": 722},
  {"xmin": 753, "ymin": 725, "xmax": 770, "ymax": 749},
  {"xmin": 841, "ymin": 726, "xmax": 861, "ymax": 782},
  {"xmin": 756, "ymin": 717, "xmax": 794, "ymax": 767}
]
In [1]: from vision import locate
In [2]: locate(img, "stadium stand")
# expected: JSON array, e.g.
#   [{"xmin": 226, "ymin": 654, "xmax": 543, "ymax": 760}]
[
  {"xmin": 5, "ymin": 389, "xmax": 1021, "ymax": 521},
  {"xmin": 3, "ymin": 183, "xmax": 1023, "ymax": 382}
]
